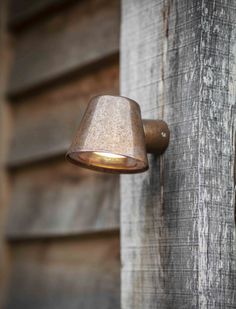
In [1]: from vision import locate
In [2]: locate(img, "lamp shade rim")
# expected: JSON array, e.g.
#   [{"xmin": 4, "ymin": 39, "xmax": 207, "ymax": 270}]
[
  {"xmin": 66, "ymin": 150, "xmax": 149, "ymax": 174},
  {"xmin": 91, "ymin": 94, "xmax": 141, "ymax": 111}
]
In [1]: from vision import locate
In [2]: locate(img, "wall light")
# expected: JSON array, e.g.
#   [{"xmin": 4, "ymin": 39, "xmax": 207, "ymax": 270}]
[{"xmin": 66, "ymin": 95, "xmax": 169, "ymax": 173}]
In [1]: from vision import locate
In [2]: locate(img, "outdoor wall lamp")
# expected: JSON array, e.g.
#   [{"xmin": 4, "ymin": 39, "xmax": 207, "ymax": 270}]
[{"xmin": 66, "ymin": 95, "xmax": 170, "ymax": 174}]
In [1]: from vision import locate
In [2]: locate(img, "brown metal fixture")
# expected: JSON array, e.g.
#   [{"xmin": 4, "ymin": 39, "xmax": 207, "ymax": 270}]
[{"xmin": 66, "ymin": 95, "xmax": 170, "ymax": 173}]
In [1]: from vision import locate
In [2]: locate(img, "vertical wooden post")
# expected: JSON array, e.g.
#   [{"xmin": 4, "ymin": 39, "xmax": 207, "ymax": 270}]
[
  {"xmin": 0, "ymin": 1, "xmax": 12, "ymax": 308},
  {"xmin": 120, "ymin": 0, "xmax": 236, "ymax": 308}
]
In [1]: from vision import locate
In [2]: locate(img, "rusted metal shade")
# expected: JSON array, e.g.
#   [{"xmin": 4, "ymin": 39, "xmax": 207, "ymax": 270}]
[{"xmin": 66, "ymin": 95, "xmax": 148, "ymax": 173}]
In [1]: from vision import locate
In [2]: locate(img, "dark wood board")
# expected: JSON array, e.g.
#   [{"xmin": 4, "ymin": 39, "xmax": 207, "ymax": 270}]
[
  {"xmin": 9, "ymin": 0, "xmax": 75, "ymax": 28},
  {"xmin": 6, "ymin": 159, "xmax": 120, "ymax": 239},
  {"xmin": 8, "ymin": 61, "xmax": 119, "ymax": 167},
  {"xmin": 8, "ymin": 0, "xmax": 120, "ymax": 96},
  {"xmin": 5, "ymin": 234, "xmax": 120, "ymax": 309}
]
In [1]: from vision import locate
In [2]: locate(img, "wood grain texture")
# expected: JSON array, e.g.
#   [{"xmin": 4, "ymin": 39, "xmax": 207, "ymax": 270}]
[
  {"xmin": 8, "ymin": 61, "xmax": 119, "ymax": 167},
  {"xmin": 0, "ymin": 0, "xmax": 12, "ymax": 307},
  {"xmin": 6, "ymin": 159, "xmax": 120, "ymax": 239},
  {"xmin": 8, "ymin": 0, "xmax": 120, "ymax": 96},
  {"xmin": 5, "ymin": 235, "xmax": 120, "ymax": 309},
  {"xmin": 120, "ymin": 0, "xmax": 236, "ymax": 308},
  {"xmin": 9, "ymin": 0, "xmax": 74, "ymax": 27}
]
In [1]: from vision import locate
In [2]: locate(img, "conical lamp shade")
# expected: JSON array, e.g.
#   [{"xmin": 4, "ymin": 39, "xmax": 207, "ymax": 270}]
[{"xmin": 66, "ymin": 95, "xmax": 148, "ymax": 173}]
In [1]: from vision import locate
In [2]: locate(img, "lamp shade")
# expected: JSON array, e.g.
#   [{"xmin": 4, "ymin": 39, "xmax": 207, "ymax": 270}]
[{"xmin": 66, "ymin": 95, "xmax": 148, "ymax": 173}]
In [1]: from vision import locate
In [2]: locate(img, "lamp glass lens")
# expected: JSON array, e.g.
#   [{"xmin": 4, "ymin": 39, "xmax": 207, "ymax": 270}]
[{"xmin": 78, "ymin": 151, "xmax": 137, "ymax": 170}]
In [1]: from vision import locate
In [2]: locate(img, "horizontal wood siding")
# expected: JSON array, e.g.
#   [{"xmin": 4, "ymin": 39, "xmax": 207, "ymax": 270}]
[
  {"xmin": 6, "ymin": 160, "xmax": 119, "ymax": 239},
  {"xmin": 8, "ymin": 0, "xmax": 120, "ymax": 96},
  {"xmin": 5, "ymin": 235, "xmax": 120, "ymax": 309},
  {"xmin": 8, "ymin": 61, "xmax": 119, "ymax": 167},
  {"xmin": 3, "ymin": 0, "xmax": 121, "ymax": 307},
  {"xmin": 9, "ymin": 0, "xmax": 73, "ymax": 27}
]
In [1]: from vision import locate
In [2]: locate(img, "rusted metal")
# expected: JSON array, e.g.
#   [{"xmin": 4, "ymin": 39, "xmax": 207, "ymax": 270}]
[
  {"xmin": 66, "ymin": 95, "xmax": 170, "ymax": 174},
  {"xmin": 143, "ymin": 119, "xmax": 170, "ymax": 155},
  {"xmin": 66, "ymin": 95, "xmax": 148, "ymax": 173}
]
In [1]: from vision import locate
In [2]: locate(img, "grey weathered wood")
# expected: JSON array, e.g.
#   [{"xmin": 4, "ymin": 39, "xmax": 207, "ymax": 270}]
[
  {"xmin": 6, "ymin": 160, "xmax": 119, "ymax": 239},
  {"xmin": 8, "ymin": 61, "xmax": 119, "ymax": 167},
  {"xmin": 9, "ymin": 0, "xmax": 73, "ymax": 27},
  {"xmin": 8, "ymin": 0, "xmax": 120, "ymax": 96},
  {"xmin": 5, "ymin": 235, "xmax": 120, "ymax": 309},
  {"xmin": 121, "ymin": 0, "xmax": 236, "ymax": 308}
]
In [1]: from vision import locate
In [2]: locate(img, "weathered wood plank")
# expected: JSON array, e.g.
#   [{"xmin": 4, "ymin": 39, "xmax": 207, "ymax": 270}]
[
  {"xmin": 6, "ymin": 159, "xmax": 120, "ymax": 239},
  {"xmin": 0, "ymin": 0, "xmax": 13, "ymax": 307},
  {"xmin": 9, "ymin": 0, "xmax": 74, "ymax": 27},
  {"xmin": 121, "ymin": 0, "xmax": 236, "ymax": 308},
  {"xmin": 8, "ymin": 0, "xmax": 120, "ymax": 96},
  {"xmin": 5, "ymin": 235, "xmax": 120, "ymax": 309},
  {"xmin": 8, "ymin": 61, "xmax": 119, "ymax": 166}
]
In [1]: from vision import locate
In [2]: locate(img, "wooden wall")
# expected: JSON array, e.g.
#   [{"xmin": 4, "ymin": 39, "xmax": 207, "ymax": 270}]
[
  {"xmin": 1, "ymin": 0, "xmax": 120, "ymax": 308},
  {"xmin": 120, "ymin": 0, "xmax": 236, "ymax": 308}
]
